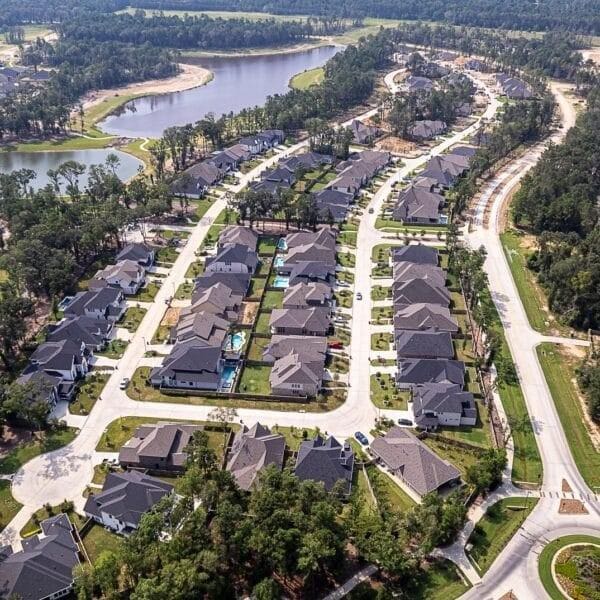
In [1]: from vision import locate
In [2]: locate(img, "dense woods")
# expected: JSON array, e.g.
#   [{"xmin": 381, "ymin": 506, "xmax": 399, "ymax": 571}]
[
  {"xmin": 58, "ymin": 11, "xmax": 346, "ymax": 51},
  {"xmin": 128, "ymin": 0, "xmax": 600, "ymax": 36}
]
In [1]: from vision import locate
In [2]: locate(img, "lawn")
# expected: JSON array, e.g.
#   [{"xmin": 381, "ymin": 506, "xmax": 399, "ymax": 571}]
[
  {"xmin": 371, "ymin": 306, "xmax": 393, "ymax": 324},
  {"xmin": 371, "ymin": 285, "xmax": 392, "ymax": 301},
  {"xmin": 261, "ymin": 290, "xmax": 284, "ymax": 310},
  {"xmin": 337, "ymin": 270, "xmax": 354, "ymax": 285},
  {"xmin": 134, "ymin": 281, "xmax": 161, "ymax": 302},
  {"xmin": 155, "ymin": 246, "xmax": 179, "ymax": 265},
  {"xmin": 435, "ymin": 405, "xmax": 492, "ymax": 448},
  {"xmin": 185, "ymin": 260, "xmax": 204, "ymax": 279},
  {"xmin": 289, "ymin": 66, "xmax": 325, "ymax": 89},
  {"xmin": 21, "ymin": 505, "xmax": 85, "ymax": 538},
  {"xmin": 421, "ymin": 436, "xmax": 478, "ymax": 478},
  {"xmin": 237, "ymin": 365, "xmax": 272, "ymax": 395},
  {"xmin": 96, "ymin": 416, "xmax": 231, "ymax": 460},
  {"xmin": 337, "ymin": 252, "xmax": 356, "ymax": 268},
  {"xmin": 189, "ymin": 199, "xmax": 213, "ymax": 222},
  {"xmin": 248, "ymin": 276, "xmax": 266, "ymax": 299},
  {"xmin": 371, "ymin": 332, "xmax": 393, "ymax": 351},
  {"xmin": 96, "ymin": 339, "xmax": 128, "ymax": 359},
  {"xmin": 175, "ymin": 280, "xmax": 194, "ymax": 300},
  {"xmin": 272, "ymin": 425, "xmax": 317, "ymax": 450},
  {"xmin": 370, "ymin": 374, "xmax": 409, "ymax": 410},
  {"xmin": 365, "ymin": 465, "xmax": 415, "ymax": 514},
  {"xmin": 467, "ymin": 497, "xmax": 538, "ymax": 574},
  {"xmin": 501, "ymin": 230, "xmax": 555, "ymax": 334},
  {"xmin": 81, "ymin": 523, "xmax": 125, "ymax": 564},
  {"xmin": 0, "ymin": 481, "xmax": 22, "ymax": 532},
  {"xmin": 247, "ymin": 335, "xmax": 271, "ymax": 361},
  {"xmin": 0, "ymin": 428, "xmax": 77, "ymax": 475},
  {"xmin": 254, "ymin": 311, "xmax": 272, "ymax": 335},
  {"xmin": 332, "ymin": 327, "xmax": 351, "ymax": 347},
  {"xmin": 120, "ymin": 306, "xmax": 147, "ymax": 332},
  {"xmin": 348, "ymin": 468, "xmax": 377, "ymax": 518},
  {"xmin": 257, "ymin": 236, "xmax": 278, "ymax": 255},
  {"xmin": 334, "ymin": 290, "xmax": 353, "ymax": 309},
  {"xmin": 538, "ymin": 535, "xmax": 600, "ymax": 600},
  {"xmin": 70, "ymin": 374, "xmax": 110, "ymax": 416},
  {"xmin": 537, "ymin": 343, "xmax": 600, "ymax": 491},
  {"xmin": 407, "ymin": 559, "xmax": 471, "ymax": 600},
  {"xmin": 338, "ymin": 230, "xmax": 357, "ymax": 248}
]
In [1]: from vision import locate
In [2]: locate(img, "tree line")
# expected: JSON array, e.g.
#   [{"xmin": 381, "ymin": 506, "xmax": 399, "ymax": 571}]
[
  {"xmin": 58, "ymin": 10, "xmax": 346, "ymax": 51},
  {"xmin": 72, "ymin": 428, "xmax": 493, "ymax": 599},
  {"xmin": 128, "ymin": 0, "xmax": 600, "ymax": 36}
]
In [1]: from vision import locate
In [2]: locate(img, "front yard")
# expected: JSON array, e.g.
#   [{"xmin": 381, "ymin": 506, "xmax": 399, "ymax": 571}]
[
  {"xmin": 120, "ymin": 306, "xmax": 147, "ymax": 332},
  {"xmin": 370, "ymin": 374, "xmax": 408, "ymax": 410},
  {"xmin": 96, "ymin": 339, "xmax": 128, "ymax": 359},
  {"xmin": 70, "ymin": 374, "xmax": 110, "ymax": 416},
  {"xmin": 371, "ymin": 332, "xmax": 393, "ymax": 351}
]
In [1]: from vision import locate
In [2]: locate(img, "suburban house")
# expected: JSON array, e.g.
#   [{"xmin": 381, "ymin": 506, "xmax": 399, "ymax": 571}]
[
  {"xmin": 208, "ymin": 145, "xmax": 251, "ymax": 171},
  {"xmin": 283, "ymin": 282, "xmax": 333, "ymax": 309},
  {"xmin": 403, "ymin": 75, "xmax": 434, "ymax": 93},
  {"xmin": 465, "ymin": 58, "xmax": 489, "ymax": 72},
  {"xmin": 186, "ymin": 282, "xmax": 243, "ymax": 321},
  {"xmin": 117, "ymin": 243, "xmax": 155, "ymax": 268},
  {"xmin": 408, "ymin": 120, "xmax": 447, "ymax": 140},
  {"xmin": 329, "ymin": 150, "xmax": 391, "ymax": 196},
  {"xmin": 294, "ymin": 436, "xmax": 354, "ymax": 494},
  {"xmin": 15, "ymin": 371, "xmax": 62, "ymax": 407},
  {"xmin": 170, "ymin": 310, "xmax": 229, "ymax": 346},
  {"xmin": 281, "ymin": 243, "xmax": 336, "ymax": 274},
  {"xmin": 64, "ymin": 287, "xmax": 124, "ymax": 321},
  {"xmin": 84, "ymin": 471, "xmax": 173, "ymax": 535},
  {"xmin": 393, "ymin": 278, "xmax": 451, "ymax": 307},
  {"xmin": 263, "ymin": 335, "xmax": 327, "ymax": 364},
  {"xmin": 91, "ymin": 259, "xmax": 145, "ymax": 295},
  {"xmin": 286, "ymin": 228, "xmax": 337, "ymax": 253},
  {"xmin": 313, "ymin": 189, "xmax": 353, "ymax": 222},
  {"xmin": 495, "ymin": 73, "xmax": 533, "ymax": 99},
  {"xmin": 395, "ymin": 329, "xmax": 455, "ymax": 360},
  {"xmin": 218, "ymin": 225, "xmax": 259, "ymax": 251},
  {"xmin": 412, "ymin": 383, "xmax": 477, "ymax": 429},
  {"xmin": 0, "ymin": 513, "xmax": 80, "ymax": 600},
  {"xmin": 418, "ymin": 153, "xmax": 471, "ymax": 189},
  {"xmin": 348, "ymin": 119, "xmax": 380, "ymax": 144},
  {"xmin": 205, "ymin": 243, "xmax": 259, "ymax": 274},
  {"xmin": 269, "ymin": 307, "xmax": 331, "ymax": 336},
  {"xmin": 288, "ymin": 261, "xmax": 336, "ymax": 286},
  {"xmin": 269, "ymin": 350, "xmax": 325, "ymax": 397},
  {"xmin": 392, "ymin": 245, "xmax": 439, "ymax": 266},
  {"xmin": 226, "ymin": 423, "xmax": 285, "ymax": 491},
  {"xmin": 393, "ymin": 303, "xmax": 458, "ymax": 333},
  {"xmin": 370, "ymin": 427, "xmax": 461, "ymax": 498},
  {"xmin": 392, "ymin": 185, "xmax": 445, "ymax": 224},
  {"xmin": 149, "ymin": 342, "xmax": 223, "ymax": 390},
  {"xmin": 47, "ymin": 315, "xmax": 113, "ymax": 352},
  {"xmin": 396, "ymin": 358, "xmax": 465, "ymax": 389},
  {"xmin": 172, "ymin": 161, "xmax": 224, "ymax": 197},
  {"xmin": 118, "ymin": 422, "xmax": 205, "ymax": 473},
  {"xmin": 393, "ymin": 261, "xmax": 447, "ymax": 289},
  {"xmin": 193, "ymin": 271, "xmax": 250, "ymax": 297}
]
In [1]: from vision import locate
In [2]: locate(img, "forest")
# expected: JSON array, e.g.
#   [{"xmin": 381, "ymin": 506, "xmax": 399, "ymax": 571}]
[
  {"xmin": 72, "ymin": 430, "xmax": 504, "ymax": 599},
  {"xmin": 128, "ymin": 0, "xmax": 600, "ymax": 36},
  {"xmin": 58, "ymin": 11, "xmax": 346, "ymax": 51}
]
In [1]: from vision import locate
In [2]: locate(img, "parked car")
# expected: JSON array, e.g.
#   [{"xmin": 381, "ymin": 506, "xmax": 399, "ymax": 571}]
[
  {"xmin": 354, "ymin": 431, "xmax": 369, "ymax": 445},
  {"xmin": 398, "ymin": 418, "xmax": 413, "ymax": 426},
  {"xmin": 119, "ymin": 377, "xmax": 130, "ymax": 390},
  {"xmin": 328, "ymin": 341, "xmax": 343, "ymax": 350},
  {"xmin": 356, "ymin": 292, "xmax": 363, "ymax": 300},
  {"xmin": 368, "ymin": 208, "xmax": 374, "ymax": 214}
]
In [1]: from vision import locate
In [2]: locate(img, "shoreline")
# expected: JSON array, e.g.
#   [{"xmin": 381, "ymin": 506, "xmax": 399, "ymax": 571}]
[{"xmin": 179, "ymin": 39, "xmax": 343, "ymax": 59}]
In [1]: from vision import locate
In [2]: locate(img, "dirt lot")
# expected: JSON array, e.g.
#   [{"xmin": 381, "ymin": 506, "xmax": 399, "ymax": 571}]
[
  {"xmin": 559, "ymin": 499, "xmax": 589, "ymax": 515},
  {"xmin": 376, "ymin": 136, "xmax": 418, "ymax": 156},
  {"xmin": 160, "ymin": 307, "xmax": 180, "ymax": 328},
  {"xmin": 240, "ymin": 302, "xmax": 259, "ymax": 326}
]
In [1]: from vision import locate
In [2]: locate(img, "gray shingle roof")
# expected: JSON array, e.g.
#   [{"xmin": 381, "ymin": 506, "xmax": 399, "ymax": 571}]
[
  {"xmin": 393, "ymin": 278, "xmax": 450, "ymax": 306},
  {"xmin": 283, "ymin": 282, "xmax": 332, "ymax": 309},
  {"xmin": 193, "ymin": 271, "xmax": 250, "ymax": 296},
  {"xmin": 393, "ymin": 186, "xmax": 444, "ymax": 222},
  {"xmin": 150, "ymin": 342, "xmax": 222, "ymax": 386},
  {"xmin": 218, "ymin": 226, "xmax": 259, "ymax": 251},
  {"xmin": 396, "ymin": 358, "xmax": 465, "ymax": 387},
  {"xmin": 263, "ymin": 335, "xmax": 327, "ymax": 363},
  {"xmin": 413, "ymin": 383, "xmax": 476, "ymax": 427},
  {"xmin": 395, "ymin": 329, "xmax": 454, "ymax": 359},
  {"xmin": 269, "ymin": 307, "xmax": 330, "ymax": 335},
  {"xmin": 393, "ymin": 261, "xmax": 447, "ymax": 288},
  {"xmin": 64, "ymin": 287, "xmax": 122, "ymax": 317},
  {"xmin": 47, "ymin": 316, "xmax": 111, "ymax": 349},
  {"xmin": 393, "ymin": 303, "xmax": 458, "ymax": 333},
  {"xmin": 392, "ymin": 245, "xmax": 439, "ymax": 265}
]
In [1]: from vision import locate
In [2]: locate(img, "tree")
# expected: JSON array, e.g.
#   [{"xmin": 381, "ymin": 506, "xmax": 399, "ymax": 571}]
[
  {"xmin": 3, "ymin": 381, "xmax": 51, "ymax": 429},
  {"xmin": 0, "ymin": 284, "xmax": 34, "ymax": 371},
  {"xmin": 252, "ymin": 578, "xmax": 282, "ymax": 600},
  {"xmin": 466, "ymin": 448, "xmax": 507, "ymax": 494}
]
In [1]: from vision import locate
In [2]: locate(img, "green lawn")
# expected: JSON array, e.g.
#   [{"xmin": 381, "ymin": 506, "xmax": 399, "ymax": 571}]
[
  {"xmin": 70, "ymin": 374, "xmax": 110, "ymax": 416},
  {"xmin": 0, "ymin": 428, "xmax": 77, "ymax": 475},
  {"xmin": 337, "ymin": 252, "xmax": 356, "ymax": 268},
  {"xmin": 435, "ymin": 405, "xmax": 492, "ymax": 448},
  {"xmin": 155, "ymin": 246, "xmax": 179, "ymax": 265},
  {"xmin": 0, "ymin": 481, "xmax": 22, "ymax": 532},
  {"xmin": 96, "ymin": 416, "xmax": 231, "ymax": 460},
  {"xmin": 371, "ymin": 306, "xmax": 393, "ymax": 324},
  {"xmin": 289, "ymin": 66, "xmax": 325, "ymax": 89},
  {"xmin": 237, "ymin": 365, "xmax": 272, "ymax": 395},
  {"xmin": 81, "ymin": 523, "xmax": 125, "ymax": 564},
  {"xmin": 371, "ymin": 285, "xmax": 391, "ymax": 301},
  {"xmin": 185, "ymin": 260, "xmax": 204, "ymax": 279},
  {"xmin": 537, "ymin": 343, "xmax": 600, "ymax": 490},
  {"xmin": 248, "ymin": 277, "xmax": 266, "ymax": 298},
  {"xmin": 421, "ymin": 436, "xmax": 478, "ymax": 478},
  {"xmin": 538, "ymin": 535, "xmax": 600, "ymax": 600},
  {"xmin": 338, "ymin": 230, "xmax": 357, "ymax": 248},
  {"xmin": 261, "ymin": 290, "xmax": 284, "ymax": 310},
  {"xmin": 134, "ymin": 281, "xmax": 161, "ymax": 302},
  {"xmin": 254, "ymin": 311, "xmax": 272, "ymax": 335},
  {"xmin": 175, "ymin": 280, "xmax": 194, "ymax": 300},
  {"xmin": 371, "ymin": 332, "xmax": 393, "ymax": 351},
  {"xmin": 370, "ymin": 374, "xmax": 409, "ymax": 410},
  {"xmin": 96, "ymin": 339, "xmax": 128, "ymax": 359},
  {"xmin": 348, "ymin": 468, "xmax": 377, "ymax": 519},
  {"xmin": 247, "ymin": 335, "xmax": 271, "ymax": 361},
  {"xmin": 257, "ymin": 236, "xmax": 279, "ymax": 255},
  {"xmin": 334, "ymin": 290, "xmax": 353, "ymax": 309},
  {"xmin": 337, "ymin": 270, "xmax": 354, "ymax": 285},
  {"xmin": 120, "ymin": 306, "xmax": 147, "ymax": 332},
  {"xmin": 272, "ymin": 425, "xmax": 317, "ymax": 450},
  {"xmin": 365, "ymin": 465, "xmax": 415, "ymax": 515},
  {"xmin": 467, "ymin": 497, "xmax": 538, "ymax": 574},
  {"xmin": 501, "ymin": 230, "xmax": 555, "ymax": 334},
  {"xmin": 407, "ymin": 559, "xmax": 471, "ymax": 600},
  {"xmin": 21, "ymin": 506, "xmax": 85, "ymax": 538}
]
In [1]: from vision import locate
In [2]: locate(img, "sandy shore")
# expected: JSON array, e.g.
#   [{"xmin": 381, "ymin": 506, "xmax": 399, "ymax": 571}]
[
  {"xmin": 80, "ymin": 63, "xmax": 213, "ymax": 111},
  {"xmin": 180, "ymin": 39, "xmax": 341, "ymax": 59}
]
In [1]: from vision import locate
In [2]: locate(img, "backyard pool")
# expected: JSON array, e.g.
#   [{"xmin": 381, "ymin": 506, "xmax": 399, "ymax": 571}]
[
  {"xmin": 273, "ymin": 276, "xmax": 290, "ymax": 289},
  {"xmin": 274, "ymin": 256, "xmax": 285, "ymax": 268},
  {"xmin": 277, "ymin": 238, "xmax": 288, "ymax": 251},
  {"xmin": 224, "ymin": 331, "xmax": 246, "ymax": 352},
  {"xmin": 219, "ymin": 365, "xmax": 237, "ymax": 390}
]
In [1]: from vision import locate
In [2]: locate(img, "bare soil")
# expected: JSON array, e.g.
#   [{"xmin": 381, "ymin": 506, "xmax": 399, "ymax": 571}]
[
  {"xmin": 240, "ymin": 302, "xmax": 260, "ymax": 326},
  {"xmin": 161, "ymin": 307, "xmax": 180, "ymax": 328},
  {"xmin": 558, "ymin": 499, "xmax": 589, "ymax": 515},
  {"xmin": 376, "ymin": 136, "xmax": 417, "ymax": 156},
  {"xmin": 561, "ymin": 479, "xmax": 573, "ymax": 493}
]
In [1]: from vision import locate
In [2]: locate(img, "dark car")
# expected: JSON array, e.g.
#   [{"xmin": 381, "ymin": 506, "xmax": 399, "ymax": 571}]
[
  {"xmin": 398, "ymin": 418, "xmax": 413, "ymax": 426},
  {"xmin": 354, "ymin": 431, "xmax": 369, "ymax": 445}
]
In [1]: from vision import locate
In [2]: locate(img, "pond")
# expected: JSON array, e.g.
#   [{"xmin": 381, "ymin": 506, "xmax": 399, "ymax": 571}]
[
  {"xmin": 0, "ymin": 148, "xmax": 144, "ymax": 190},
  {"xmin": 99, "ymin": 45, "xmax": 341, "ymax": 138}
]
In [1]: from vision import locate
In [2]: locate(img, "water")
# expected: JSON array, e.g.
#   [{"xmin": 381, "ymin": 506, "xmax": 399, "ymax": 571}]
[
  {"xmin": 219, "ymin": 365, "xmax": 237, "ymax": 390},
  {"xmin": 274, "ymin": 256, "xmax": 285, "ymax": 268},
  {"xmin": 273, "ymin": 275, "xmax": 290, "ymax": 289},
  {"xmin": 224, "ymin": 331, "xmax": 246, "ymax": 352},
  {"xmin": 0, "ymin": 149, "xmax": 143, "ymax": 190},
  {"xmin": 100, "ymin": 45, "xmax": 341, "ymax": 139},
  {"xmin": 277, "ymin": 238, "xmax": 287, "ymax": 250}
]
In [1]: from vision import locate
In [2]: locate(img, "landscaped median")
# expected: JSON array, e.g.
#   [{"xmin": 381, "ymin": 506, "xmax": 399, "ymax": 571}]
[
  {"xmin": 536, "ymin": 343, "xmax": 600, "ymax": 491},
  {"xmin": 466, "ymin": 496, "xmax": 538, "ymax": 575},
  {"xmin": 538, "ymin": 535, "xmax": 600, "ymax": 600}
]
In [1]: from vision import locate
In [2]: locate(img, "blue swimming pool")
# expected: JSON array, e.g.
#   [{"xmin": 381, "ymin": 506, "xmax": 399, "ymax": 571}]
[
  {"xmin": 273, "ymin": 275, "xmax": 290, "ymax": 288},
  {"xmin": 220, "ymin": 365, "xmax": 237, "ymax": 390},
  {"xmin": 224, "ymin": 331, "xmax": 246, "ymax": 352},
  {"xmin": 274, "ymin": 256, "xmax": 285, "ymax": 268},
  {"xmin": 277, "ymin": 238, "xmax": 287, "ymax": 250}
]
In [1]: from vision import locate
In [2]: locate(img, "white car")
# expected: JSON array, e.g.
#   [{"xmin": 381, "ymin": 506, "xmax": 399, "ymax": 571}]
[{"xmin": 119, "ymin": 377, "xmax": 130, "ymax": 390}]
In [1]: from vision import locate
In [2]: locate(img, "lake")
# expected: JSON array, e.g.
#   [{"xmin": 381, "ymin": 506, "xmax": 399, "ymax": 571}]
[
  {"xmin": 99, "ymin": 45, "xmax": 341, "ymax": 138},
  {"xmin": 0, "ymin": 149, "xmax": 143, "ymax": 190}
]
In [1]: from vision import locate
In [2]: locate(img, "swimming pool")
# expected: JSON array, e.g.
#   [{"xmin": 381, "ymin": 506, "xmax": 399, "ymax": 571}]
[
  {"xmin": 274, "ymin": 256, "xmax": 285, "ymax": 268},
  {"xmin": 273, "ymin": 275, "xmax": 290, "ymax": 288},
  {"xmin": 220, "ymin": 365, "xmax": 237, "ymax": 390},
  {"xmin": 224, "ymin": 331, "xmax": 246, "ymax": 352},
  {"xmin": 277, "ymin": 238, "xmax": 287, "ymax": 251}
]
